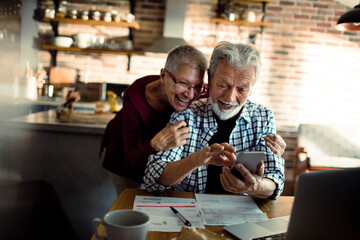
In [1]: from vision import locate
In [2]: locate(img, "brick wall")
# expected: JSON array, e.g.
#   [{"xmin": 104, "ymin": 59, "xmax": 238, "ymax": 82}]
[{"xmin": 37, "ymin": 0, "xmax": 360, "ymax": 171}]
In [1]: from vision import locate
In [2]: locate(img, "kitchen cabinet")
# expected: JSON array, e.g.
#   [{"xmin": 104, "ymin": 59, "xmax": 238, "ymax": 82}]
[
  {"xmin": 213, "ymin": 0, "xmax": 274, "ymax": 44},
  {"xmin": 34, "ymin": 0, "xmax": 140, "ymax": 70}
]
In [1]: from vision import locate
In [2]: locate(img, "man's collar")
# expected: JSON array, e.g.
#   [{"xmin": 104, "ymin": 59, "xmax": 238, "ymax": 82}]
[{"xmin": 238, "ymin": 100, "xmax": 251, "ymax": 124}]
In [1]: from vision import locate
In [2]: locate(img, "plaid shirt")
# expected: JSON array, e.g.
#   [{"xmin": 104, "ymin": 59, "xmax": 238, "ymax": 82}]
[{"xmin": 143, "ymin": 98, "xmax": 285, "ymax": 199}]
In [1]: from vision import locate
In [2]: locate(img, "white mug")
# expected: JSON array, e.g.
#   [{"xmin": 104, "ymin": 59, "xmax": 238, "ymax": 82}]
[{"xmin": 93, "ymin": 210, "xmax": 149, "ymax": 240}]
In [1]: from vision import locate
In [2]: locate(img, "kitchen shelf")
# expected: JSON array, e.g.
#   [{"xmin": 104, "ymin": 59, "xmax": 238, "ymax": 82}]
[
  {"xmin": 214, "ymin": 0, "xmax": 273, "ymax": 44},
  {"xmin": 41, "ymin": 17, "xmax": 140, "ymax": 30},
  {"xmin": 42, "ymin": 44, "xmax": 143, "ymax": 55},
  {"xmin": 212, "ymin": 18, "xmax": 271, "ymax": 28},
  {"xmin": 34, "ymin": 0, "xmax": 139, "ymax": 70},
  {"xmin": 230, "ymin": 0, "xmax": 275, "ymax": 3}
]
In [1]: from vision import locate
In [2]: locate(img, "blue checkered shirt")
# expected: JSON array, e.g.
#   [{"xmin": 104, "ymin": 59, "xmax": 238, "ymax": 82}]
[{"xmin": 143, "ymin": 98, "xmax": 285, "ymax": 199}]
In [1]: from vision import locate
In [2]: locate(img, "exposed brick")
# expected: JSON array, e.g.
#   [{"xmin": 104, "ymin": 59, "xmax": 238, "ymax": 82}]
[
  {"xmin": 313, "ymin": 3, "xmax": 328, "ymax": 8},
  {"xmin": 334, "ymin": 10, "xmax": 345, "ymax": 17},
  {"xmin": 308, "ymin": 40, "xmax": 324, "ymax": 45},
  {"xmin": 328, "ymin": 17, "xmax": 339, "ymax": 22},
  {"xmin": 267, "ymin": 6, "xmax": 282, "ymax": 11},
  {"xmin": 311, "ymin": 16, "xmax": 326, "ymax": 22},
  {"xmin": 317, "ymin": 9, "xmax": 333, "ymax": 15},
  {"xmin": 344, "ymin": 31, "xmax": 359, "ymax": 36},
  {"xmin": 327, "ymin": 29, "xmax": 342, "ymax": 35},
  {"xmin": 310, "ymin": 28, "xmax": 325, "ymax": 33},
  {"xmin": 280, "ymin": 1, "xmax": 295, "ymax": 6},
  {"xmin": 274, "ymin": 50, "xmax": 289, "ymax": 55},
  {"xmin": 317, "ymin": 22, "xmax": 331, "ymax": 28},
  {"xmin": 301, "ymin": 9, "xmax": 317, "ymax": 15},
  {"xmin": 297, "ymin": 2, "xmax": 311, "ymax": 7},
  {"xmin": 330, "ymin": 4, "xmax": 346, "ymax": 10},
  {"xmin": 286, "ymin": 7, "xmax": 302, "ymax": 14},
  {"xmin": 281, "ymin": 44, "xmax": 296, "ymax": 49},
  {"xmin": 349, "ymin": 37, "xmax": 360, "ymax": 43},
  {"xmin": 299, "ymin": 21, "xmax": 316, "ymax": 27},
  {"xmin": 294, "ymin": 14, "xmax": 309, "ymax": 19}
]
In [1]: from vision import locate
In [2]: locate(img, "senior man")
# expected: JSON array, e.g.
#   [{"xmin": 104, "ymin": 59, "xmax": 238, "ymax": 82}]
[{"xmin": 143, "ymin": 42, "xmax": 284, "ymax": 199}]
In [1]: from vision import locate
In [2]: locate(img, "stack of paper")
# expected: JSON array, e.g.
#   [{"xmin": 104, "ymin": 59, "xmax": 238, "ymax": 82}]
[
  {"xmin": 133, "ymin": 194, "xmax": 268, "ymax": 232},
  {"xmin": 195, "ymin": 194, "xmax": 268, "ymax": 225},
  {"xmin": 133, "ymin": 196, "xmax": 204, "ymax": 232}
]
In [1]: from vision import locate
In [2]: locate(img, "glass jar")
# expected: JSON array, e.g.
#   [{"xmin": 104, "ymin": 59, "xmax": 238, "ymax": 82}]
[
  {"xmin": 91, "ymin": 10, "xmax": 101, "ymax": 21},
  {"xmin": 81, "ymin": 10, "xmax": 89, "ymax": 20},
  {"xmin": 103, "ymin": 11, "xmax": 112, "ymax": 22},
  {"xmin": 69, "ymin": 9, "xmax": 78, "ymax": 19},
  {"xmin": 57, "ymin": 1, "xmax": 68, "ymax": 18},
  {"xmin": 45, "ymin": 8, "xmax": 55, "ymax": 18}
]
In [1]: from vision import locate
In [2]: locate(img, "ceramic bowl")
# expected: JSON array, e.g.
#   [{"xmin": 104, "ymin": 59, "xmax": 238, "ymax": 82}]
[{"xmin": 54, "ymin": 36, "xmax": 73, "ymax": 47}]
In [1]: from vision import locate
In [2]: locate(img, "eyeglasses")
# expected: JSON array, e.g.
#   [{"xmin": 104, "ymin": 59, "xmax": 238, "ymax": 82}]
[{"xmin": 165, "ymin": 69, "xmax": 206, "ymax": 96}]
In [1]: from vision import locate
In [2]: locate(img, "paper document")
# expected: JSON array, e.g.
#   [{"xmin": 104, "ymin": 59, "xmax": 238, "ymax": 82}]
[
  {"xmin": 195, "ymin": 194, "xmax": 268, "ymax": 225},
  {"xmin": 133, "ymin": 196, "xmax": 205, "ymax": 232}
]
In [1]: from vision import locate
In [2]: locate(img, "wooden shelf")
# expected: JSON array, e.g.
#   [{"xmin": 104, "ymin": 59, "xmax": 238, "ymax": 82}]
[
  {"xmin": 41, "ymin": 17, "xmax": 140, "ymax": 30},
  {"xmin": 212, "ymin": 18, "xmax": 271, "ymax": 28},
  {"xmin": 34, "ymin": 0, "xmax": 138, "ymax": 70},
  {"xmin": 42, "ymin": 44, "xmax": 143, "ymax": 55},
  {"xmin": 230, "ymin": 0, "xmax": 275, "ymax": 3}
]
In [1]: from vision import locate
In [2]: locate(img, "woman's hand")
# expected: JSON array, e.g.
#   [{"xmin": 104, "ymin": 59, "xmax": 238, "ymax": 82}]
[
  {"xmin": 150, "ymin": 121, "xmax": 189, "ymax": 151},
  {"xmin": 264, "ymin": 134, "xmax": 286, "ymax": 156}
]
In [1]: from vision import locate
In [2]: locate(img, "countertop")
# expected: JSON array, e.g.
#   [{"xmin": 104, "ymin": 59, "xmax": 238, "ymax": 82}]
[
  {"xmin": 4, "ymin": 109, "xmax": 114, "ymax": 135},
  {"xmin": 0, "ymin": 96, "xmax": 108, "ymax": 109},
  {"xmin": 11, "ymin": 97, "xmax": 99, "ymax": 109}
]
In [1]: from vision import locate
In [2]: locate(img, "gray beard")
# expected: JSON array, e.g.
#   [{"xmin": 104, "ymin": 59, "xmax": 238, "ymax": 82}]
[{"xmin": 210, "ymin": 98, "xmax": 241, "ymax": 121}]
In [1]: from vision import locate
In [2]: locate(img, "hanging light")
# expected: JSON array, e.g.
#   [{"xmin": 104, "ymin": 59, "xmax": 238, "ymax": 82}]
[{"xmin": 335, "ymin": 3, "xmax": 360, "ymax": 31}]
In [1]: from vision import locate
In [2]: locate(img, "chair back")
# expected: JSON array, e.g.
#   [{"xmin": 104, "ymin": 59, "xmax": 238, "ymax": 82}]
[
  {"xmin": 0, "ymin": 180, "xmax": 79, "ymax": 240},
  {"xmin": 298, "ymin": 124, "xmax": 360, "ymax": 168}
]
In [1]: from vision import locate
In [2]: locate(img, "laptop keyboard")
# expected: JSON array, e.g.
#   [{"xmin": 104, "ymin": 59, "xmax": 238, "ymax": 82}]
[{"xmin": 252, "ymin": 232, "xmax": 287, "ymax": 240}]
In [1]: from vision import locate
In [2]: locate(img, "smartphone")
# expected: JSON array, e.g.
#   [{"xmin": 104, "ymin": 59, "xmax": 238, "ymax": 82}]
[{"xmin": 231, "ymin": 151, "xmax": 265, "ymax": 180}]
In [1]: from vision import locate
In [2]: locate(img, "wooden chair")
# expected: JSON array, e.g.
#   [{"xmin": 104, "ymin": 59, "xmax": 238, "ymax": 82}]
[
  {"xmin": 293, "ymin": 124, "xmax": 360, "ymax": 190},
  {"xmin": 292, "ymin": 146, "xmax": 339, "ymax": 190},
  {"xmin": 0, "ymin": 180, "xmax": 79, "ymax": 240}
]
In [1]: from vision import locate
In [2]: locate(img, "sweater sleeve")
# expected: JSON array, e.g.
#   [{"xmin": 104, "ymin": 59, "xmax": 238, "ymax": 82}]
[{"xmin": 121, "ymin": 91, "xmax": 157, "ymax": 173}]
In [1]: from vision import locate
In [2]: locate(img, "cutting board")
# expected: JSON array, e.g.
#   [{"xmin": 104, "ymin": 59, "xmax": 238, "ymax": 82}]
[{"xmin": 58, "ymin": 112, "xmax": 115, "ymax": 124}]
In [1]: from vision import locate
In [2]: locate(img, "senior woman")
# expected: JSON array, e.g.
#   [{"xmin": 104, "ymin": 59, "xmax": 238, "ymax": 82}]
[{"xmin": 101, "ymin": 45, "xmax": 286, "ymax": 195}]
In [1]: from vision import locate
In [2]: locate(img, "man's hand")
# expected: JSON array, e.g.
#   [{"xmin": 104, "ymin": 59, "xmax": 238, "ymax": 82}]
[
  {"xmin": 220, "ymin": 161, "xmax": 276, "ymax": 198},
  {"xmin": 150, "ymin": 121, "xmax": 189, "ymax": 151},
  {"xmin": 158, "ymin": 142, "xmax": 236, "ymax": 187},
  {"xmin": 197, "ymin": 143, "xmax": 236, "ymax": 167},
  {"xmin": 264, "ymin": 134, "xmax": 286, "ymax": 156}
]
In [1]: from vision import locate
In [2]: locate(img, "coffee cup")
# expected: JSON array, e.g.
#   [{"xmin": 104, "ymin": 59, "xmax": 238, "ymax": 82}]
[{"xmin": 93, "ymin": 210, "xmax": 149, "ymax": 240}]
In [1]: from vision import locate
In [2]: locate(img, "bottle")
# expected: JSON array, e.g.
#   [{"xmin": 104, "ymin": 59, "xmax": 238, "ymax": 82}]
[{"xmin": 56, "ymin": 1, "xmax": 67, "ymax": 18}]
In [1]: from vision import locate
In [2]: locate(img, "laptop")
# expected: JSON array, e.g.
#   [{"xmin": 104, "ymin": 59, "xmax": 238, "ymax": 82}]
[{"xmin": 224, "ymin": 167, "xmax": 360, "ymax": 240}]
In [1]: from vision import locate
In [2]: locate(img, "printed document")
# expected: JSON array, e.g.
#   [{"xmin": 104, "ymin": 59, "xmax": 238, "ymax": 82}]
[
  {"xmin": 195, "ymin": 194, "xmax": 268, "ymax": 225},
  {"xmin": 133, "ymin": 195, "xmax": 205, "ymax": 232}
]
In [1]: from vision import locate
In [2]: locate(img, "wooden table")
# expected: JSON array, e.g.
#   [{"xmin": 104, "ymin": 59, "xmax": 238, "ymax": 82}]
[{"xmin": 91, "ymin": 188, "xmax": 294, "ymax": 240}]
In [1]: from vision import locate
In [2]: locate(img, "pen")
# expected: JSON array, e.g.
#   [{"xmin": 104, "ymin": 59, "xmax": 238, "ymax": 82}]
[{"xmin": 170, "ymin": 206, "xmax": 192, "ymax": 227}]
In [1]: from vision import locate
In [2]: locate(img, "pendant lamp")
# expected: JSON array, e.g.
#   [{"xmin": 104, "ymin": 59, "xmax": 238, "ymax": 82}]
[{"xmin": 335, "ymin": 3, "xmax": 360, "ymax": 31}]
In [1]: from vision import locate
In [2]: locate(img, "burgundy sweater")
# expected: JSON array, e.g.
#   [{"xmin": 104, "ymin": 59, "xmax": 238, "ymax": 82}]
[{"xmin": 101, "ymin": 75, "xmax": 172, "ymax": 182}]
